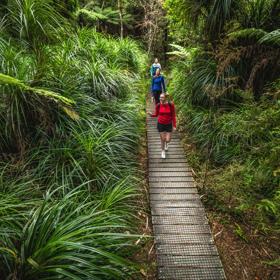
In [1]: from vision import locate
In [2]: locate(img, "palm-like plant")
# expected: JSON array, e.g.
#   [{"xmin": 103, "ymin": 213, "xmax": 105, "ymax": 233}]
[
  {"xmin": 6, "ymin": 0, "xmax": 66, "ymax": 46},
  {"xmin": 240, "ymin": 0, "xmax": 279, "ymax": 30},
  {"xmin": 0, "ymin": 185, "xmax": 139, "ymax": 279},
  {"xmin": 0, "ymin": 72, "xmax": 77, "ymax": 152}
]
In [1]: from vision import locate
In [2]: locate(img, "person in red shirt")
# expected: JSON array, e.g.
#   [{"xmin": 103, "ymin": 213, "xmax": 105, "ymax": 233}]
[{"xmin": 149, "ymin": 93, "xmax": 176, "ymax": 159}]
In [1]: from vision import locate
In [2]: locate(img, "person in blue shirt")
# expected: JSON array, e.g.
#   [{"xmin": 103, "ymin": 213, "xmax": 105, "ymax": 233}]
[{"xmin": 152, "ymin": 68, "xmax": 166, "ymax": 104}]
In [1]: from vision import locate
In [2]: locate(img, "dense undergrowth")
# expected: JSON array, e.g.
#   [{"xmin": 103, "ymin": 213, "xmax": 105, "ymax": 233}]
[
  {"xmin": 172, "ymin": 71, "xmax": 280, "ymax": 233},
  {"xmin": 0, "ymin": 1, "xmax": 148, "ymax": 279},
  {"xmin": 166, "ymin": 0, "xmax": 280, "ymax": 271}
]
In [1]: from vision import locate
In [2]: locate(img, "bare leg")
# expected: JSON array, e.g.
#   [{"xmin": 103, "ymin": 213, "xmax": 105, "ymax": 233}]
[
  {"xmin": 160, "ymin": 132, "xmax": 166, "ymax": 150},
  {"xmin": 164, "ymin": 132, "xmax": 172, "ymax": 151},
  {"xmin": 166, "ymin": 132, "xmax": 172, "ymax": 144}
]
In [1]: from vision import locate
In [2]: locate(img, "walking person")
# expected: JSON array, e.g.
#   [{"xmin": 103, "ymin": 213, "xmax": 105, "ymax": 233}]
[
  {"xmin": 152, "ymin": 69, "xmax": 166, "ymax": 104},
  {"xmin": 149, "ymin": 93, "xmax": 176, "ymax": 159},
  {"xmin": 150, "ymin": 58, "xmax": 161, "ymax": 77},
  {"xmin": 149, "ymin": 58, "xmax": 162, "ymax": 103}
]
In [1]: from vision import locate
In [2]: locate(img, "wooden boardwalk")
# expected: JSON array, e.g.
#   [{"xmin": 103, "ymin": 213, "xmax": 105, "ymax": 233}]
[{"xmin": 147, "ymin": 103, "xmax": 226, "ymax": 280}]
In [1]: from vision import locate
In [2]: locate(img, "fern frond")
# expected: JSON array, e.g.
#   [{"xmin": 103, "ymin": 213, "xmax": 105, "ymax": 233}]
[
  {"xmin": 229, "ymin": 28, "xmax": 267, "ymax": 41},
  {"xmin": 167, "ymin": 44, "xmax": 198, "ymax": 58},
  {"xmin": 77, "ymin": 8, "xmax": 108, "ymax": 22}
]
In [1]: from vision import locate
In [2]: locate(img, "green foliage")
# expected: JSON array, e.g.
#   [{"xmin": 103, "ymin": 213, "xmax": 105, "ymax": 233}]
[
  {"xmin": 259, "ymin": 29, "xmax": 280, "ymax": 46},
  {"xmin": 240, "ymin": 0, "xmax": 279, "ymax": 30},
  {"xmin": 0, "ymin": 183, "xmax": 140, "ymax": 279},
  {"xmin": 78, "ymin": 6, "xmax": 133, "ymax": 27},
  {"xmin": 234, "ymin": 223, "xmax": 248, "ymax": 242},
  {"xmin": 169, "ymin": 50, "xmax": 238, "ymax": 107},
  {"xmin": 170, "ymin": 40, "xmax": 280, "ymax": 235},
  {"xmin": 78, "ymin": 7, "xmax": 119, "ymax": 24},
  {"xmin": 264, "ymin": 258, "xmax": 280, "ymax": 267},
  {"xmin": 0, "ymin": 73, "xmax": 75, "ymax": 106},
  {"xmin": 172, "ymin": 84, "xmax": 280, "ymax": 234},
  {"xmin": 166, "ymin": 0, "xmax": 280, "ymax": 99},
  {"xmin": 0, "ymin": 1, "xmax": 148, "ymax": 278},
  {"xmin": 6, "ymin": 0, "xmax": 68, "ymax": 46}
]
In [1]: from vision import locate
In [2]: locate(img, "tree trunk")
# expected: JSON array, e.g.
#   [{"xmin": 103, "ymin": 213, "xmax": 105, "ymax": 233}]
[{"xmin": 118, "ymin": 0, "xmax": 124, "ymax": 39}]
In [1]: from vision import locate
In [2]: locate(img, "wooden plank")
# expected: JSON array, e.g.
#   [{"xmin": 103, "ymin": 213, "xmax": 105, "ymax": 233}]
[
  {"xmin": 151, "ymin": 201, "xmax": 202, "ymax": 208},
  {"xmin": 149, "ymin": 177, "xmax": 194, "ymax": 182},
  {"xmin": 155, "ymin": 234, "xmax": 214, "ymax": 245},
  {"xmin": 149, "ymin": 151, "xmax": 186, "ymax": 156},
  {"xmin": 149, "ymin": 188, "xmax": 198, "ymax": 194},
  {"xmin": 156, "ymin": 244, "xmax": 219, "ymax": 256},
  {"xmin": 149, "ymin": 167, "xmax": 192, "ymax": 172},
  {"xmin": 148, "ymin": 144, "xmax": 180, "ymax": 147},
  {"xmin": 149, "ymin": 154, "xmax": 186, "ymax": 159},
  {"xmin": 148, "ymin": 133, "xmax": 180, "ymax": 137},
  {"xmin": 149, "ymin": 171, "xmax": 193, "ymax": 177},
  {"xmin": 148, "ymin": 147, "xmax": 181, "ymax": 151},
  {"xmin": 149, "ymin": 182, "xmax": 195, "ymax": 188},
  {"xmin": 148, "ymin": 153, "xmax": 186, "ymax": 157},
  {"xmin": 148, "ymin": 141, "xmax": 180, "ymax": 145},
  {"xmin": 158, "ymin": 267, "xmax": 226, "ymax": 280},
  {"xmin": 148, "ymin": 151, "xmax": 185, "ymax": 155},
  {"xmin": 147, "ymin": 134, "xmax": 179, "ymax": 137},
  {"xmin": 157, "ymin": 255, "xmax": 222, "ymax": 267},
  {"xmin": 148, "ymin": 139, "xmax": 181, "ymax": 143},
  {"xmin": 149, "ymin": 163, "xmax": 190, "ymax": 168},
  {"xmin": 150, "ymin": 193, "xmax": 200, "ymax": 201},
  {"xmin": 148, "ymin": 140, "xmax": 179, "ymax": 144},
  {"xmin": 149, "ymin": 158, "xmax": 188, "ymax": 164},
  {"xmin": 148, "ymin": 149, "xmax": 185, "ymax": 154},
  {"xmin": 151, "ymin": 207, "xmax": 205, "ymax": 216},
  {"xmin": 153, "ymin": 224, "xmax": 211, "ymax": 235},
  {"xmin": 152, "ymin": 215, "xmax": 208, "ymax": 225}
]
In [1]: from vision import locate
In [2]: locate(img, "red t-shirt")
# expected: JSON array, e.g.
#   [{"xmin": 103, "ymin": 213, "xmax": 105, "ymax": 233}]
[{"xmin": 152, "ymin": 102, "xmax": 176, "ymax": 128}]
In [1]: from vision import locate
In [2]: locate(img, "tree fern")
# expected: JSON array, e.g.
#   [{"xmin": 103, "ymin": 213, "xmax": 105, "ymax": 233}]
[{"xmin": 167, "ymin": 44, "xmax": 198, "ymax": 59}]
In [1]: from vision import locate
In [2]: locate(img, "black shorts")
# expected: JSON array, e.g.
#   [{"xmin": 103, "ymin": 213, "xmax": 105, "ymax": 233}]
[
  {"xmin": 157, "ymin": 122, "xmax": 172, "ymax": 132},
  {"xmin": 153, "ymin": 90, "xmax": 161, "ymax": 104}
]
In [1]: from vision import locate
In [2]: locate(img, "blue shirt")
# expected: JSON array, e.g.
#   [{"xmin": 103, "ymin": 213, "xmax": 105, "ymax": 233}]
[{"xmin": 152, "ymin": 75, "xmax": 166, "ymax": 92}]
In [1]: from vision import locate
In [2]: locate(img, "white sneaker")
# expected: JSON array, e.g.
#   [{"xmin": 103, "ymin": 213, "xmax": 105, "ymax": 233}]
[
  {"xmin": 161, "ymin": 150, "xmax": 166, "ymax": 159},
  {"xmin": 165, "ymin": 142, "xmax": 169, "ymax": 151}
]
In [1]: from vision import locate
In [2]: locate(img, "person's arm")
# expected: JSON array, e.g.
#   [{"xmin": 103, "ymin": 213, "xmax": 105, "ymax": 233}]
[
  {"xmin": 161, "ymin": 76, "xmax": 166, "ymax": 93},
  {"xmin": 172, "ymin": 103, "xmax": 176, "ymax": 128},
  {"xmin": 150, "ymin": 66, "xmax": 153, "ymax": 76},
  {"xmin": 150, "ymin": 104, "xmax": 160, "ymax": 117}
]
